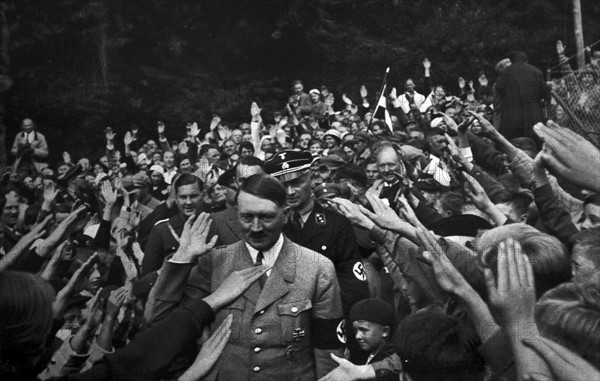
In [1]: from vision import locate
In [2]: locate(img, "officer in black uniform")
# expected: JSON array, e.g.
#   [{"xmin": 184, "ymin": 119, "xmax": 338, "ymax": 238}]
[
  {"xmin": 265, "ymin": 149, "xmax": 371, "ymax": 362},
  {"xmin": 132, "ymin": 174, "xmax": 204, "ymax": 297}
]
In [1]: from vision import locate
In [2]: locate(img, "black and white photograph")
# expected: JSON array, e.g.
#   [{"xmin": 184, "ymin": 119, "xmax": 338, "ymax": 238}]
[{"xmin": 1, "ymin": 1, "xmax": 599, "ymax": 380}]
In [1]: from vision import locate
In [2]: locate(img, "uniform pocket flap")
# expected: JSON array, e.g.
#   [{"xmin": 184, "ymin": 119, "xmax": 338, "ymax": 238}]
[
  {"xmin": 278, "ymin": 300, "xmax": 312, "ymax": 316},
  {"xmin": 225, "ymin": 297, "xmax": 246, "ymax": 310}
]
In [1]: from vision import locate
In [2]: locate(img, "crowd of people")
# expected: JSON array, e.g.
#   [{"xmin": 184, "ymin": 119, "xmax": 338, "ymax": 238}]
[{"xmin": 1, "ymin": 47, "xmax": 600, "ymax": 381}]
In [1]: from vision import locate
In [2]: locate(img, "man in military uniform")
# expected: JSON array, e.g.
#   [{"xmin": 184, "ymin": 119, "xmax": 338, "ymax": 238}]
[
  {"xmin": 147, "ymin": 175, "xmax": 344, "ymax": 380},
  {"xmin": 265, "ymin": 150, "xmax": 370, "ymax": 311},
  {"xmin": 208, "ymin": 156, "xmax": 264, "ymax": 246},
  {"xmin": 265, "ymin": 150, "xmax": 371, "ymax": 363},
  {"xmin": 141, "ymin": 173, "xmax": 204, "ymax": 276}
]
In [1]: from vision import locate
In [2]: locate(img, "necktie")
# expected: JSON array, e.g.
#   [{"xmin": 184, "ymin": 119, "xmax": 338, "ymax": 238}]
[
  {"xmin": 255, "ymin": 251, "xmax": 267, "ymax": 288},
  {"xmin": 292, "ymin": 212, "xmax": 303, "ymax": 232},
  {"xmin": 255, "ymin": 251, "xmax": 264, "ymax": 265}
]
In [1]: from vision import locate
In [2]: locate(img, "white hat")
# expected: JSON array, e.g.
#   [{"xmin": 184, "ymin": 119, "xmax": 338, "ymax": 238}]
[
  {"xmin": 150, "ymin": 164, "xmax": 164, "ymax": 176},
  {"xmin": 309, "ymin": 89, "xmax": 321, "ymax": 95},
  {"xmin": 137, "ymin": 153, "xmax": 148, "ymax": 165},
  {"xmin": 430, "ymin": 117, "xmax": 445, "ymax": 128},
  {"xmin": 323, "ymin": 128, "xmax": 342, "ymax": 142}
]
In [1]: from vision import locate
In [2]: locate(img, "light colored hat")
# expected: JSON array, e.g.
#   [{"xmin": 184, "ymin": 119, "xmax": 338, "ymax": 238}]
[
  {"xmin": 430, "ymin": 117, "xmax": 444, "ymax": 128},
  {"xmin": 137, "ymin": 153, "xmax": 148, "ymax": 165},
  {"xmin": 309, "ymin": 89, "xmax": 321, "ymax": 95},
  {"xmin": 150, "ymin": 164, "xmax": 165, "ymax": 176},
  {"xmin": 323, "ymin": 129, "xmax": 342, "ymax": 143}
]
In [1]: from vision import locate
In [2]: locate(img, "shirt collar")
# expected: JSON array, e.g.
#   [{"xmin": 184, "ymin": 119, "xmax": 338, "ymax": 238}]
[{"xmin": 245, "ymin": 234, "xmax": 284, "ymax": 268}]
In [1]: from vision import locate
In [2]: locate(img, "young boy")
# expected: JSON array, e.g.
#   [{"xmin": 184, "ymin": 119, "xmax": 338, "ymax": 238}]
[{"xmin": 349, "ymin": 298, "xmax": 396, "ymax": 364}]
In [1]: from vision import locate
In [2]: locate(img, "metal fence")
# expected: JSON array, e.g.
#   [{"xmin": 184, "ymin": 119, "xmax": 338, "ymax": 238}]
[{"xmin": 547, "ymin": 52, "xmax": 600, "ymax": 148}]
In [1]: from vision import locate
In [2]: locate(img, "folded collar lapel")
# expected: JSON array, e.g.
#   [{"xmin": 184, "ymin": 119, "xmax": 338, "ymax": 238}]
[{"xmin": 253, "ymin": 238, "xmax": 296, "ymax": 314}]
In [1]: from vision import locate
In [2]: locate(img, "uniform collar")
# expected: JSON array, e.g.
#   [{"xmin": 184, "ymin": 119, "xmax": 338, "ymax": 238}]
[{"xmin": 245, "ymin": 234, "xmax": 284, "ymax": 269}]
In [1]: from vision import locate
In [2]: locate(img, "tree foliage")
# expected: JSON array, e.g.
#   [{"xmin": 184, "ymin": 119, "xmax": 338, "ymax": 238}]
[{"xmin": 1, "ymin": 0, "xmax": 599, "ymax": 161}]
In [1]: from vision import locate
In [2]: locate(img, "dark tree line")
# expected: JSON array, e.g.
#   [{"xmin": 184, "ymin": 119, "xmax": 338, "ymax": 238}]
[{"xmin": 0, "ymin": 0, "xmax": 599, "ymax": 163}]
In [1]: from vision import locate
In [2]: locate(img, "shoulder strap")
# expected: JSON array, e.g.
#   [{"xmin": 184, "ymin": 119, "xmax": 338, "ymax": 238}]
[{"xmin": 167, "ymin": 222, "xmax": 181, "ymax": 243}]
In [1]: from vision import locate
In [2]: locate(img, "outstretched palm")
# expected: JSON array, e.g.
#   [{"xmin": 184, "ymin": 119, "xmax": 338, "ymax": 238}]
[{"xmin": 174, "ymin": 213, "xmax": 218, "ymax": 262}]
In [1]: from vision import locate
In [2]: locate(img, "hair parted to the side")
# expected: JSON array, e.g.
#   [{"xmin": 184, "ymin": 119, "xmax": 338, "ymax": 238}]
[
  {"xmin": 173, "ymin": 173, "xmax": 204, "ymax": 194},
  {"xmin": 235, "ymin": 174, "xmax": 287, "ymax": 207},
  {"xmin": 536, "ymin": 282, "xmax": 600, "ymax": 369},
  {"xmin": 477, "ymin": 224, "xmax": 571, "ymax": 297}
]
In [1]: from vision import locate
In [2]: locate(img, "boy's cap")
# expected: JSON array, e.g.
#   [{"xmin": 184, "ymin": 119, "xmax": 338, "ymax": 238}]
[{"xmin": 349, "ymin": 298, "xmax": 395, "ymax": 328}]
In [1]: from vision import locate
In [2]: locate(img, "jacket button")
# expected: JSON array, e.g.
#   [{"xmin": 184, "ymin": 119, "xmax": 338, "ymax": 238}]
[
  {"xmin": 254, "ymin": 347, "xmax": 261, "ymax": 353},
  {"xmin": 253, "ymin": 366, "xmax": 261, "ymax": 372},
  {"xmin": 259, "ymin": 310, "xmax": 265, "ymax": 315},
  {"xmin": 291, "ymin": 307, "xmax": 298, "ymax": 313},
  {"xmin": 255, "ymin": 328, "xmax": 262, "ymax": 334}
]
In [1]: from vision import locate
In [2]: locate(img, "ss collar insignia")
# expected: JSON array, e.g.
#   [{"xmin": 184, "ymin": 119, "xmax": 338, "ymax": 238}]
[{"xmin": 315, "ymin": 213, "xmax": 326, "ymax": 226}]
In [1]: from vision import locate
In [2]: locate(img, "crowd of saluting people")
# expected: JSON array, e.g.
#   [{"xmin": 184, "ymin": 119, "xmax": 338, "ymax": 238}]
[{"xmin": 1, "ymin": 46, "xmax": 600, "ymax": 381}]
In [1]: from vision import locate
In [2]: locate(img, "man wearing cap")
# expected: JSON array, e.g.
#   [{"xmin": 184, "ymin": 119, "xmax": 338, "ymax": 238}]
[
  {"xmin": 147, "ymin": 174, "xmax": 344, "ymax": 380},
  {"xmin": 314, "ymin": 183, "xmax": 342, "ymax": 207},
  {"xmin": 308, "ymin": 89, "xmax": 327, "ymax": 120},
  {"xmin": 315, "ymin": 155, "xmax": 346, "ymax": 184},
  {"xmin": 352, "ymin": 131, "xmax": 372, "ymax": 167},
  {"xmin": 265, "ymin": 150, "xmax": 371, "ymax": 359}
]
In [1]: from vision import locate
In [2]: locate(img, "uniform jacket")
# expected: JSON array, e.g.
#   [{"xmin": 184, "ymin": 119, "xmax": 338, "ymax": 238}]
[
  {"xmin": 208, "ymin": 206, "xmax": 243, "ymax": 246},
  {"xmin": 283, "ymin": 203, "xmax": 370, "ymax": 315},
  {"xmin": 148, "ymin": 238, "xmax": 344, "ymax": 381},
  {"xmin": 142, "ymin": 213, "xmax": 185, "ymax": 275}
]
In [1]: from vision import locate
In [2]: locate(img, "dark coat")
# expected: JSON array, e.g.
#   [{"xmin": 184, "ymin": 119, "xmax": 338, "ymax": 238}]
[{"xmin": 495, "ymin": 62, "xmax": 550, "ymax": 140}]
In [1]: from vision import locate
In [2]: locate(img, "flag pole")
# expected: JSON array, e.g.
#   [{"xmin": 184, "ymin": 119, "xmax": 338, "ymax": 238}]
[{"xmin": 369, "ymin": 67, "xmax": 390, "ymax": 131}]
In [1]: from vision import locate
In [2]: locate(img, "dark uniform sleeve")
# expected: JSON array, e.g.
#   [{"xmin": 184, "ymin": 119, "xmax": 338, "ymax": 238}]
[
  {"xmin": 312, "ymin": 257, "xmax": 345, "ymax": 379},
  {"xmin": 141, "ymin": 224, "xmax": 168, "ymax": 275},
  {"xmin": 68, "ymin": 299, "xmax": 215, "ymax": 381},
  {"xmin": 331, "ymin": 213, "xmax": 371, "ymax": 314}
]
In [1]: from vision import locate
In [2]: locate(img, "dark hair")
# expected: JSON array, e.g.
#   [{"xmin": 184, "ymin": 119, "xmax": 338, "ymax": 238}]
[
  {"xmin": 583, "ymin": 193, "xmax": 600, "ymax": 207},
  {"xmin": 235, "ymin": 174, "xmax": 286, "ymax": 207},
  {"xmin": 394, "ymin": 311, "xmax": 485, "ymax": 381},
  {"xmin": 342, "ymin": 140, "xmax": 357, "ymax": 152},
  {"xmin": 0, "ymin": 272, "xmax": 55, "ymax": 378},
  {"xmin": 199, "ymin": 144, "xmax": 221, "ymax": 158},
  {"xmin": 335, "ymin": 164, "xmax": 368, "ymax": 188},
  {"xmin": 173, "ymin": 173, "xmax": 203, "ymax": 194},
  {"xmin": 409, "ymin": 138, "xmax": 431, "ymax": 153},
  {"xmin": 364, "ymin": 155, "xmax": 378, "ymax": 166},
  {"xmin": 425, "ymin": 128, "xmax": 445, "ymax": 138},
  {"xmin": 508, "ymin": 50, "xmax": 528, "ymax": 63},
  {"xmin": 237, "ymin": 155, "xmax": 263, "ymax": 168},
  {"xmin": 238, "ymin": 141, "xmax": 255, "ymax": 155},
  {"xmin": 496, "ymin": 191, "xmax": 534, "ymax": 218},
  {"xmin": 439, "ymin": 192, "xmax": 465, "ymax": 216}
]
